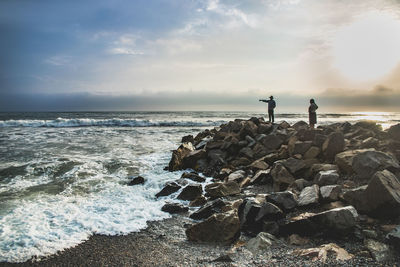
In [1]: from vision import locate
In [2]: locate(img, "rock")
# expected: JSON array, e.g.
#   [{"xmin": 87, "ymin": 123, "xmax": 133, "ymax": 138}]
[
  {"xmin": 279, "ymin": 121, "xmax": 291, "ymax": 129},
  {"xmin": 168, "ymin": 142, "xmax": 195, "ymax": 171},
  {"xmin": 364, "ymin": 170, "xmax": 400, "ymax": 218},
  {"xmin": 155, "ymin": 182, "xmax": 181, "ymax": 198},
  {"xmin": 352, "ymin": 150, "xmax": 400, "ymax": 180},
  {"xmin": 387, "ymin": 225, "xmax": 400, "ymax": 247},
  {"xmin": 239, "ymin": 121, "xmax": 258, "ymax": 138},
  {"xmin": 227, "ymin": 170, "xmax": 246, "ymax": 183},
  {"xmin": 354, "ymin": 120, "xmax": 382, "ymax": 132},
  {"xmin": 262, "ymin": 221, "xmax": 280, "ymax": 236},
  {"xmin": 297, "ymin": 185, "xmax": 319, "ymax": 206},
  {"xmin": 342, "ymin": 185, "xmax": 369, "ymax": 213},
  {"xmin": 290, "ymin": 141, "xmax": 313, "ymax": 156},
  {"xmin": 365, "ymin": 239, "xmax": 393, "ymax": 262},
  {"xmin": 238, "ymin": 198, "xmax": 263, "ymax": 234},
  {"xmin": 230, "ymin": 157, "xmax": 251, "ymax": 168},
  {"xmin": 128, "ymin": 176, "xmax": 145, "ymax": 186},
  {"xmin": 177, "ymin": 184, "xmax": 203, "ymax": 201},
  {"xmin": 189, "ymin": 195, "xmax": 207, "ymax": 207},
  {"xmin": 290, "ymin": 178, "xmax": 309, "ymax": 193},
  {"xmin": 246, "ymin": 232, "xmax": 277, "ymax": 254},
  {"xmin": 322, "ymin": 132, "xmax": 345, "ymax": 161},
  {"xmin": 249, "ymin": 159, "xmax": 269, "ymax": 171},
  {"xmin": 288, "ymin": 234, "xmax": 309, "ymax": 246},
  {"xmin": 182, "ymin": 149, "xmax": 207, "ymax": 169},
  {"xmin": 334, "ymin": 149, "xmax": 373, "ymax": 174},
  {"xmin": 266, "ymin": 191, "xmax": 298, "ymax": 210},
  {"xmin": 293, "ymin": 121, "xmax": 308, "ymax": 130},
  {"xmin": 320, "ymin": 185, "xmax": 341, "ymax": 202},
  {"xmin": 361, "ymin": 137, "xmax": 379, "ymax": 149},
  {"xmin": 304, "ymin": 146, "xmax": 320, "ymax": 159},
  {"xmin": 186, "ymin": 210, "xmax": 240, "ymax": 243},
  {"xmin": 306, "ymin": 164, "xmax": 339, "ymax": 180},
  {"xmin": 312, "ymin": 206, "xmax": 358, "ymax": 232},
  {"xmin": 190, "ymin": 199, "xmax": 226, "ymax": 220},
  {"xmin": 315, "ymin": 170, "xmax": 339, "ymax": 186},
  {"xmin": 181, "ymin": 135, "xmax": 194, "ymax": 143},
  {"xmin": 294, "ymin": 243, "xmax": 353, "ymax": 263},
  {"xmin": 205, "ymin": 181, "xmax": 241, "ymax": 198},
  {"xmin": 277, "ymin": 157, "xmax": 307, "ymax": 175},
  {"xmin": 161, "ymin": 202, "xmax": 188, "ymax": 214},
  {"xmin": 239, "ymin": 177, "xmax": 251, "ymax": 188},
  {"xmin": 255, "ymin": 202, "xmax": 284, "ymax": 222},
  {"xmin": 239, "ymin": 146, "xmax": 254, "ymax": 159},
  {"xmin": 271, "ymin": 163, "xmax": 295, "ymax": 191},
  {"xmin": 259, "ymin": 134, "xmax": 284, "ymax": 151},
  {"xmin": 245, "ymin": 135, "xmax": 256, "ymax": 147},
  {"xmin": 210, "ymin": 254, "xmax": 234, "ymax": 263},
  {"xmin": 181, "ymin": 172, "xmax": 206, "ymax": 183},
  {"xmin": 388, "ymin": 123, "xmax": 400, "ymax": 140},
  {"xmin": 250, "ymin": 169, "xmax": 271, "ymax": 185}
]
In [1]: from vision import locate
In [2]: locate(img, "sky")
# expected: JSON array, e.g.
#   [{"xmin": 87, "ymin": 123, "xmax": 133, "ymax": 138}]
[{"xmin": 1, "ymin": 0, "xmax": 400, "ymax": 112}]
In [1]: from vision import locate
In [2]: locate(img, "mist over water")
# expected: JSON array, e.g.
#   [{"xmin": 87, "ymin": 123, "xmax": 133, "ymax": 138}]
[{"xmin": 0, "ymin": 111, "xmax": 399, "ymax": 262}]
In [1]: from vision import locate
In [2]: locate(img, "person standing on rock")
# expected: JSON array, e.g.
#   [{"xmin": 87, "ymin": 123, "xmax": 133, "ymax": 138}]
[
  {"xmin": 259, "ymin": 95, "xmax": 276, "ymax": 123},
  {"xmin": 308, "ymin": 98, "xmax": 318, "ymax": 129}
]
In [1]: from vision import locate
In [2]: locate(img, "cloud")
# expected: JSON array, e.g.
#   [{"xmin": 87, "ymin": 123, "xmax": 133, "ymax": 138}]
[
  {"xmin": 108, "ymin": 48, "xmax": 144, "ymax": 55},
  {"xmin": 44, "ymin": 56, "xmax": 72, "ymax": 66}
]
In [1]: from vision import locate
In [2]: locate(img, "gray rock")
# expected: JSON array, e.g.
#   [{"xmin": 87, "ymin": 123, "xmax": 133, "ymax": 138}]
[
  {"xmin": 249, "ymin": 159, "xmax": 269, "ymax": 171},
  {"xmin": 128, "ymin": 176, "xmax": 145, "ymax": 186},
  {"xmin": 387, "ymin": 225, "xmax": 400, "ymax": 247},
  {"xmin": 365, "ymin": 239, "xmax": 393, "ymax": 262},
  {"xmin": 161, "ymin": 202, "xmax": 188, "ymax": 214},
  {"xmin": 322, "ymin": 132, "xmax": 345, "ymax": 161},
  {"xmin": 246, "ymin": 232, "xmax": 277, "ymax": 254},
  {"xmin": 190, "ymin": 199, "xmax": 226, "ymax": 220},
  {"xmin": 245, "ymin": 135, "xmax": 256, "ymax": 147},
  {"xmin": 334, "ymin": 149, "xmax": 373, "ymax": 174},
  {"xmin": 250, "ymin": 169, "xmax": 271, "ymax": 185},
  {"xmin": 186, "ymin": 210, "xmax": 240, "ymax": 243},
  {"xmin": 364, "ymin": 170, "xmax": 400, "ymax": 218},
  {"xmin": 259, "ymin": 134, "xmax": 284, "ymax": 151},
  {"xmin": 304, "ymin": 146, "xmax": 320, "ymax": 159},
  {"xmin": 352, "ymin": 150, "xmax": 400, "ymax": 179},
  {"xmin": 271, "ymin": 163, "xmax": 295, "ymax": 191},
  {"xmin": 168, "ymin": 142, "xmax": 195, "ymax": 171},
  {"xmin": 181, "ymin": 172, "xmax": 206, "ymax": 183},
  {"xmin": 277, "ymin": 157, "xmax": 307, "ymax": 175},
  {"xmin": 239, "ymin": 146, "xmax": 254, "ymax": 159},
  {"xmin": 205, "ymin": 181, "xmax": 241, "ymax": 198},
  {"xmin": 342, "ymin": 185, "xmax": 369, "ymax": 213},
  {"xmin": 255, "ymin": 202, "xmax": 284, "ymax": 221},
  {"xmin": 156, "ymin": 182, "xmax": 181, "ymax": 198},
  {"xmin": 388, "ymin": 123, "xmax": 400, "ymax": 140},
  {"xmin": 314, "ymin": 206, "xmax": 358, "ymax": 232},
  {"xmin": 177, "ymin": 184, "xmax": 203, "ymax": 201},
  {"xmin": 306, "ymin": 164, "xmax": 339, "ymax": 180},
  {"xmin": 298, "ymin": 185, "xmax": 319, "ymax": 206},
  {"xmin": 227, "ymin": 170, "xmax": 246, "ymax": 183},
  {"xmin": 266, "ymin": 191, "xmax": 298, "ymax": 210},
  {"xmin": 320, "ymin": 185, "xmax": 341, "ymax": 202},
  {"xmin": 315, "ymin": 170, "xmax": 339, "ymax": 186},
  {"xmin": 290, "ymin": 141, "xmax": 313, "ymax": 156}
]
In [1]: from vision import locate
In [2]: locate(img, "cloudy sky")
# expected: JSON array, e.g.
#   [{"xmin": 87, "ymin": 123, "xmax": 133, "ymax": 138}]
[{"xmin": 1, "ymin": 0, "xmax": 400, "ymax": 112}]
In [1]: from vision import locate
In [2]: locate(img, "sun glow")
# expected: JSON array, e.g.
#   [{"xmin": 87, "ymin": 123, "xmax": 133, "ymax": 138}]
[{"xmin": 332, "ymin": 12, "xmax": 400, "ymax": 81}]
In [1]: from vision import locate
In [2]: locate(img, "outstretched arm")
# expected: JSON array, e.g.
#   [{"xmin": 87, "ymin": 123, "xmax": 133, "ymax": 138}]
[{"xmin": 259, "ymin": 99, "xmax": 268, "ymax": 103}]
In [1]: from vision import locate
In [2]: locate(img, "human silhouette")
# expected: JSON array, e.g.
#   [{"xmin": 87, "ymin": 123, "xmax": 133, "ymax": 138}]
[
  {"xmin": 308, "ymin": 98, "xmax": 318, "ymax": 129},
  {"xmin": 259, "ymin": 96, "xmax": 276, "ymax": 123}
]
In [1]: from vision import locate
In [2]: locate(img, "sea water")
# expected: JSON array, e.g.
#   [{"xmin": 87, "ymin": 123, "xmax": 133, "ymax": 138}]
[{"xmin": 0, "ymin": 111, "xmax": 399, "ymax": 262}]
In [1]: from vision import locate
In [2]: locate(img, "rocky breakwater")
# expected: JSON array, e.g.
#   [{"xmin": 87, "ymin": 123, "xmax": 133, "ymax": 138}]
[{"xmin": 157, "ymin": 118, "xmax": 400, "ymax": 264}]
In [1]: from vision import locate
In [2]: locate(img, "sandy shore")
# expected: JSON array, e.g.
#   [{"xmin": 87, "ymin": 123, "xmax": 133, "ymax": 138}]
[{"xmin": 1, "ymin": 213, "xmax": 394, "ymax": 267}]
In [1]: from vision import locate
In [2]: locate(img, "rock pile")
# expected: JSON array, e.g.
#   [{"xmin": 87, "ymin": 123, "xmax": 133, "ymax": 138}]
[{"xmin": 158, "ymin": 118, "xmax": 400, "ymax": 263}]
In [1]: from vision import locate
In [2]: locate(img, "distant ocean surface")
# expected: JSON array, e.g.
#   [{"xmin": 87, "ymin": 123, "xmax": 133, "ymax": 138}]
[{"xmin": 1, "ymin": 111, "xmax": 399, "ymax": 262}]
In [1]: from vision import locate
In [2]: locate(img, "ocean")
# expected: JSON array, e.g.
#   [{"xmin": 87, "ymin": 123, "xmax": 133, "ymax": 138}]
[{"xmin": 0, "ymin": 111, "xmax": 399, "ymax": 262}]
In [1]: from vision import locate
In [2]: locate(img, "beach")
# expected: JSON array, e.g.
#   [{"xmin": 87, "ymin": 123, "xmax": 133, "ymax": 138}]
[{"xmin": 1, "ymin": 111, "xmax": 400, "ymax": 265}]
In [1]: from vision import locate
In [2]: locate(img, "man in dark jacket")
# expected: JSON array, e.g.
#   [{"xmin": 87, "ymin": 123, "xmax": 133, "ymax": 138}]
[{"xmin": 259, "ymin": 96, "xmax": 276, "ymax": 123}]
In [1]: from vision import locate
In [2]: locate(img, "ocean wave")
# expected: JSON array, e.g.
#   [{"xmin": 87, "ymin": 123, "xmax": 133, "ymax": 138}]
[{"xmin": 0, "ymin": 118, "xmax": 227, "ymax": 128}]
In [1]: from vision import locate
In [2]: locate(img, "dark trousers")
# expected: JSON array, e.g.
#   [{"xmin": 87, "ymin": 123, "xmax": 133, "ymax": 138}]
[{"xmin": 268, "ymin": 109, "xmax": 274, "ymax": 123}]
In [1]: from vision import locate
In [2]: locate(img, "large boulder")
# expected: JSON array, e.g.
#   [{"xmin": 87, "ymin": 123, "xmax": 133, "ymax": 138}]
[
  {"xmin": 250, "ymin": 169, "xmax": 271, "ymax": 185},
  {"xmin": 277, "ymin": 158, "xmax": 307, "ymax": 175},
  {"xmin": 181, "ymin": 172, "xmax": 206, "ymax": 183},
  {"xmin": 364, "ymin": 170, "xmax": 400, "ymax": 218},
  {"xmin": 352, "ymin": 151, "xmax": 400, "ymax": 180},
  {"xmin": 155, "ymin": 182, "xmax": 181, "ymax": 198},
  {"xmin": 297, "ymin": 185, "xmax": 320, "ymax": 206},
  {"xmin": 168, "ymin": 142, "xmax": 195, "ymax": 171},
  {"xmin": 205, "ymin": 181, "xmax": 241, "ymax": 198},
  {"xmin": 182, "ymin": 149, "xmax": 207, "ymax": 169},
  {"xmin": 322, "ymin": 132, "xmax": 345, "ymax": 161},
  {"xmin": 227, "ymin": 170, "xmax": 246, "ymax": 183},
  {"xmin": 271, "ymin": 163, "xmax": 295, "ymax": 191},
  {"xmin": 177, "ymin": 184, "xmax": 203, "ymax": 201},
  {"xmin": 128, "ymin": 176, "xmax": 145, "ymax": 186},
  {"xmin": 334, "ymin": 149, "xmax": 373, "ymax": 174},
  {"xmin": 259, "ymin": 134, "xmax": 284, "ymax": 151},
  {"xmin": 283, "ymin": 206, "xmax": 358, "ymax": 235},
  {"xmin": 290, "ymin": 141, "xmax": 313, "ymax": 156},
  {"xmin": 186, "ymin": 210, "xmax": 240, "ymax": 243}
]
